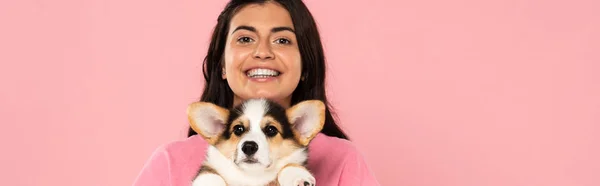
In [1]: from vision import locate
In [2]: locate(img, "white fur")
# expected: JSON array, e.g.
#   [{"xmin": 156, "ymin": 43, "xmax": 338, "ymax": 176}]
[
  {"xmin": 240, "ymin": 99, "xmax": 269, "ymax": 123},
  {"xmin": 236, "ymin": 99, "xmax": 271, "ymax": 169},
  {"xmin": 202, "ymin": 145, "xmax": 308, "ymax": 186},
  {"xmin": 191, "ymin": 99, "xmax": 320, "ymax": 186},
  {"xmin": 192, "ymin": 173, "xmax": 226, "ymax": 186},
  {"xmin": 189, "ymin": 105, "xmax": 226, "ymax": 137},
  {"xmin": 278, "ymin": 166, "xmax": 316, "ymax": 186},
  {"xmin": 288, "ymin": 102, "xmax": 322, "ymax": 140}
]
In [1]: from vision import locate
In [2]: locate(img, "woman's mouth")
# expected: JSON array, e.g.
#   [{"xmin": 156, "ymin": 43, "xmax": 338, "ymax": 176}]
[{"xmin": 246, "ymin": 68, "xmax": 281, "ymax": 79}]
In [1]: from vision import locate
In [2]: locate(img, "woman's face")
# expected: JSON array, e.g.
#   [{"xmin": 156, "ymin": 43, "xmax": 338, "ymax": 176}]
[{"xmin": 223, "ymin": 2, "xmax": 302, "ymax": 108}]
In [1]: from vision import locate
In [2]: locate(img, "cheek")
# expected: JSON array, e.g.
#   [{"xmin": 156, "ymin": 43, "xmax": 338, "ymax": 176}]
[
  {"xmin": 270, "ymin": 137, "xmax": 300, "ymax": 159},
  {"xmin": 224, "ymin": 45, "xmax": 252, "ymax": 72},
  {"xmin": 276, "ymin": 49, "xmax": 302, "ymax": 75},
  {"xmin": 268, "ymin": 136, "xmax": 283, "ymax": 156},
  {"xmin": 216, "ymin": 137, "xmax": 240, "ymax": 158}
]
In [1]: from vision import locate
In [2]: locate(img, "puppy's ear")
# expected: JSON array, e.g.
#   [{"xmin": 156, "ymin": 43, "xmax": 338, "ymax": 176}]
[
  {"xmin": 286, "ymin": 100, "xmax": 326, "ymax": 146},
  {"xmin": 187, "ymin": 102, "xmax": 229, "ymax": 145}
]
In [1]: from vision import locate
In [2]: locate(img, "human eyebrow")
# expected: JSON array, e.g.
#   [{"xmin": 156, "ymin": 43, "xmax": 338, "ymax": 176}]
[
  {"xmin": 232, "ymin": 25, "xmax": 256, "ymax": 34},
  {"xmin": 231, "ymin": 25, "xmax": 295, "ymax": 35},
  {"xmin": 271, "ymin": 26, "xmax": 295, "ymax": 33}
]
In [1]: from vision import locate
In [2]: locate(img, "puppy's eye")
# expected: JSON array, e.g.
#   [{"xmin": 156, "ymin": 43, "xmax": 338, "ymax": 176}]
[
  {"xmin": 264, "ymin": 125, "xmax": 278, "ymax": 137},
  {"xmin": 233, "ymin": 125, "xmax": 245, "ymax": 136}
]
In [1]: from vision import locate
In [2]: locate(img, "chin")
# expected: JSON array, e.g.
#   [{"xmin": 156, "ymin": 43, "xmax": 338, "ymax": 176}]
[
  {"xmin": 250, "ymin": 92, "xmax": 279, "ymax": 100},
  {"xmin": 187, "ymin": 98, "xmax": 325, "ymax": 186},
  {"xmin": 237, "ymin": 160, "xmax": 271, "ymax": 173}
]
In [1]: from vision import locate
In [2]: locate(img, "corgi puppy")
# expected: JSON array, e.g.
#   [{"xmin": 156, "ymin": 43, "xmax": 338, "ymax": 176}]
[{"xmin": 186, "ymin": 98, "xmax": 325, "ymax": 186}]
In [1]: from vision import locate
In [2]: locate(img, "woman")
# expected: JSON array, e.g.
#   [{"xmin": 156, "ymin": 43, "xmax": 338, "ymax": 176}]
[{"xmin": 133, "ymin": 0, "xmax": 380, "ymax": 185}]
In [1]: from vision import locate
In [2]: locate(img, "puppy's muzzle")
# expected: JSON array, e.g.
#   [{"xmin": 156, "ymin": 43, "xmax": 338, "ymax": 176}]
[{"xmin": 242, "ymin": 141, "xmax": 258, "ymax": 156}]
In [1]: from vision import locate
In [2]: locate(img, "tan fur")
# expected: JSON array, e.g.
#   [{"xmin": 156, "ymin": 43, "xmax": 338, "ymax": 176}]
[
  {"xmin": 272, "ymin": 139, "xmax": 303, "ymax": 164},
  {"xmin": 261, "ymin": 116, "xmax": 283, "ymax": 132},
  {"xmin": 188, "ymin": 99, "xmax": 325, "ymax": 185},
  {"xmin": 263, "ymin": 116, "xmax": 304, "ymax": 170},
  {"xmin": 266, "ymin": 180, "xmax": 280, "ymax": 186},
  {"xmin": 229, "ymin": 117, "xmax": 250, "ymax": 132},
  {"xmin": 187, "ymin": 102, "xmax": 230, "ymax": 145},
  {"xmin": 197, "ymin": 165, "xmax": 217, "ymax": 175},
  {"xmin": 285, "ymin": 100, "xmax": 326, "ymax": 146},
  {"xmin": 214, "ymin": 117, "xmax": 249, "ymax": 159},
  {"xmin": 214, "ymin": 138, "xmax": 239, "ymax": 160}
]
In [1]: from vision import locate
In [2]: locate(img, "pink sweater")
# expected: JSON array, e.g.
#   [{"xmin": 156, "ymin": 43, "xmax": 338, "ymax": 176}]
[{"xmin": 133, "ymin": 133, "xmax": 380, "ymax": 186}]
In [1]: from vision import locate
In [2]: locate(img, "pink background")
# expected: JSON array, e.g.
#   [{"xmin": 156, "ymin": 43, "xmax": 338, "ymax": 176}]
[{"xmin": 1, "ymin": 0, "xmax": 599, "ymax": 185}]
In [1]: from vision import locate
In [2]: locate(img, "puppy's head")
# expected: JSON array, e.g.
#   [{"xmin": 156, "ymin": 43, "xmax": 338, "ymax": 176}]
[{"xmin": 187, "ymin": 99, "xmax": 325, "ymax": 172}]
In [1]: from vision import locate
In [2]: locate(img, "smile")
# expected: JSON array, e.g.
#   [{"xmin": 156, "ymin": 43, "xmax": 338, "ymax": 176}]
[{"xmin": 246, "ymin": 68, "xmax": 281, "ymax": 78}]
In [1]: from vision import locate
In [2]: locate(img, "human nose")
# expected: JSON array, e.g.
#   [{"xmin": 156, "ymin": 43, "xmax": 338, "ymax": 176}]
[{"xmin": 253, "ymin": 40, "xmax": 274, "ymax": 60}]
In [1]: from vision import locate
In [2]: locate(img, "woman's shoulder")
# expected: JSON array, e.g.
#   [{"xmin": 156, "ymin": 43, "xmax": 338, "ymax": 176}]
[
  {"xmin": 306, "ymin": 133, "xmax": 359, "ymax": 170},
  {"xmin": 133, "ymin": 135, "xmax": 209, "ymax": 186},
  {"xmin": 156, "ymin": 134, "xmax": 209, "ymax": 164},
  {"xmin": 307, "ymin": 133, "xmax": 381, "ymax": 186},
  {"xmin": 309, "ymin": 133, "xmax": 360, "ymax": 156},
  {"xmin": 152, "ymin": 135, "xmax": 209, "ymax": 173}
]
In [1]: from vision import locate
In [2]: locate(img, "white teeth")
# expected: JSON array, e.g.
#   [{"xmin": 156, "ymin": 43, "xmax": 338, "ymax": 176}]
[{"xmin": 246, "ymin": 68, "xmax": 280, "ymax": 78}]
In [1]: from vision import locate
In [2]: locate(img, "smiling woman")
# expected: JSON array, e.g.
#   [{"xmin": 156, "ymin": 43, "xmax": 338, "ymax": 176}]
[
  {"xmin": 222, "ymin": 2, "xmax": 303, "ymax": 108},
  {"xmin": 132, "ymin": 0, "xmax": 380, "ymax": 186}
]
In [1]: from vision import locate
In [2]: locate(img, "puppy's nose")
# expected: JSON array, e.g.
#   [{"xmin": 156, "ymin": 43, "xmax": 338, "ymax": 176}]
[{"xmin": 242, "ymin": 141, "xmax": 258, "ymax": 155}]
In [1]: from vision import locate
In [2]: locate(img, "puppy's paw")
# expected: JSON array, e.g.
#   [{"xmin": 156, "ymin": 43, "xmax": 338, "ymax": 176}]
[
  {"xmin": 277, "ymin": 165, "xmax": 316, "ymax": 186},
  {"xmin": 192, "ymin": 173, "xmax": 226, "ymax": 186}
]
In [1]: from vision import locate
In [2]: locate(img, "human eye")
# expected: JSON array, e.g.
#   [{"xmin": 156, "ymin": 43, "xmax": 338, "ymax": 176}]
[
  {"xmin": 237, "ymin": 36, "xmax": 254, "ymax": 44},
  {"xmin": 274, "ymin": 37, "xmax": 292, "ymax": 45}
]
